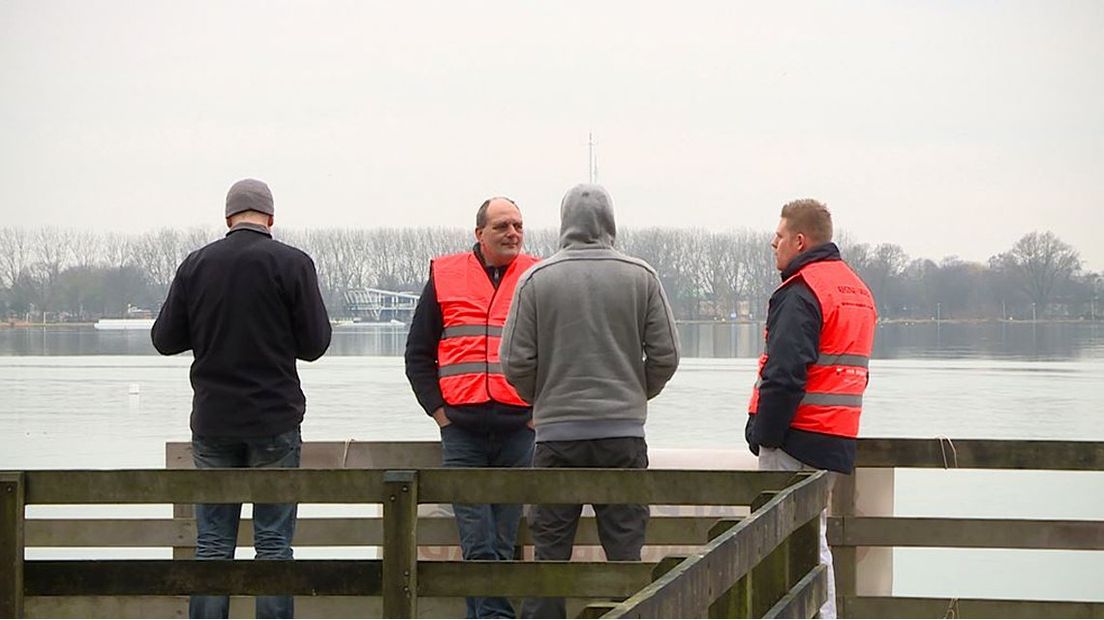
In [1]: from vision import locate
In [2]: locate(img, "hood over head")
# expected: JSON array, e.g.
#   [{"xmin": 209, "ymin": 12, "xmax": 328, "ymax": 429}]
[{"xmin": 559, "ymin": 183, "xmax": 616, "ymax": 248}]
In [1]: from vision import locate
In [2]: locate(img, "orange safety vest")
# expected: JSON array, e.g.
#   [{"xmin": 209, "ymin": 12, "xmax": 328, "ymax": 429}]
[
  {"xmin": 748, "ymin": 260, "xmax": 877, "ymax": 438},
  {"xmin": 433, "ymin": 251, "xmax": 539, "ymax": 407}
]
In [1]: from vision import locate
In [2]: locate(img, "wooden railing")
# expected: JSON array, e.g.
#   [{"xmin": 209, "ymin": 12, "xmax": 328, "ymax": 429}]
[
  {"xmin": 832, "ymin": 438, "xmax": 1104, "ymax": 618},
  {"xmin": 0, "ymin": 443, "xmax": 829, "ymax": 619},
  {"xmin": 4, "ymin": 438, "xmax": 1101, "ymax": 618}
]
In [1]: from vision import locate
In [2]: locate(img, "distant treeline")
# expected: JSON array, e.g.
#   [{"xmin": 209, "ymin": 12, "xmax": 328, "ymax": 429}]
[{"xmin": 0, "ymin": 226, "xmax": 1098, "ymax": 322}]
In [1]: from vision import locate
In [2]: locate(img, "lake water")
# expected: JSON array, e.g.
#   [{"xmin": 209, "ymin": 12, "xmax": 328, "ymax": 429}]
[{"xmin": 2, "ymin": 322, "xmax": 1103, "ymax": 603}]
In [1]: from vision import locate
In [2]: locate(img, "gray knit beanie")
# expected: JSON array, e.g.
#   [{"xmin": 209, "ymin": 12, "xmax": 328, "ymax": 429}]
[{"xmin": 225, "ymin": 179, "xmax": 274, "ymax": 218}]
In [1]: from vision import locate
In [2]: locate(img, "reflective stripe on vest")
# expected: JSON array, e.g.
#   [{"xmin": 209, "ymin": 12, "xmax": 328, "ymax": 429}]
[
  {"xmin": 748, "ymin": 259, "xmax": 877, "ymax": 438},
  {"xmin": 442, "ymin": 325, "xmax": 504, "ymax": 339},
  {"xmin": 433, "ymin": 251, "xmax": 538, "ymax": 407}
]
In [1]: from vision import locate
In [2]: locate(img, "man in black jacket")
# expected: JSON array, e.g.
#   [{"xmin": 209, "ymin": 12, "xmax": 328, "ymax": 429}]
[
  {"xmin": 151, "ymin": 178, "xmax": 331, "ymax": 619},
  {"xmin": 745, "ymin": 199, "xmax": 877, "ymax": 620}
]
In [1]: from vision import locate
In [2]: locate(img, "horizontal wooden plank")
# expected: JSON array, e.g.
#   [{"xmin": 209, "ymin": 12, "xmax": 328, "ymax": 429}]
[
  {"xmin": 26, "ymin": 519, "xmax": 195, "ymax": 547},
  {"xmin": 418, "ymin": 469, "xmax": 795, "ymax": 505},
  {"xmin": 418, "ymin": 561, "xmax": 656, "ymax": 597},
  {"xmin": 167, "ymin": 441, "xmax": 443, "ymax": 470},
  {"xmin": 602, "ymin": 471, "xmax": 831, "ymax": 618},
  {"xmin": 763, "ymin": 564, "xmax": 826, "ymax": 619},
  {"xmin": 26, "ymin": 558, "xmax": 659, "ymax": 600},
  {"xmin": 26, "ymin": 595, "xmax": 464, "ymax": 619},
  {"xmin": 25, "ymin": 515, "xmax": 727, "ymax": 548},
  {"xmin": 24, "ymin": 594, "xmax": 620, "ymax": 619},
  {"xmin": 24, "ymin": 469, "xmax": 792, "ymax": 506},
  {"xmin": 831, "ymin": 516, "xmax": 1104, "ymax": 550},
  {"xmin": 169, "ymin": 438, "xmax": 1104, "ymax": 472},
  {"xmin": 24, "ymin": 560, "xmax": 382, "ymax": 596},
  {"xmin": 846, "ymin": 595, "xmax": 1104, "ymax": 618},
  {"xmin": 24, "ymin": 470, "xmax": 389, "ymax": 504},
  {"xmin": 855, "ymin": 438, "xmax": 1104, "ymax": 470}
]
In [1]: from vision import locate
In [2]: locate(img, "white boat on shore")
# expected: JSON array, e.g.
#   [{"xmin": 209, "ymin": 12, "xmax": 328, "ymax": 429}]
[{"xmin": 93, "ymin": 318, "xmax": 155, "ymax": 331}]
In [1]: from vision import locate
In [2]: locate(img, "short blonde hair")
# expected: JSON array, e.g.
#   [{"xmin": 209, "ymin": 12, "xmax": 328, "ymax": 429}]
[{"xmin": 780, "ymin": 199, "xmax": 832, "ymax": 245}]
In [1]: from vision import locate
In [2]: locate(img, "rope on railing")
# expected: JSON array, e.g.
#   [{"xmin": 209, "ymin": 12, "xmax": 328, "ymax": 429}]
[
  {"xmin": 936, "ymin": 435, "xmax": 959, "ymax": 469},
  {"xmin": 342, "ymin": 438, "xmax": 354, "ymax": 468}
]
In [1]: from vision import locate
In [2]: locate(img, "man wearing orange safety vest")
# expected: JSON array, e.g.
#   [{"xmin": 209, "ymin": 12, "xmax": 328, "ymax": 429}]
[
  {"xmin": 404, "ymin": 196, "xmax": 537, "ymax": 619},
  {"xmin": 745, "ymin": 199, "xmax": 877, "ymax": 620}
]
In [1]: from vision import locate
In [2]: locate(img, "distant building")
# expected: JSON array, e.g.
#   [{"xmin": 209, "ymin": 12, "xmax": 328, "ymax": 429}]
[{"xmin": 343, "ymin": 288, "xmax": 419, "ymax": 323}]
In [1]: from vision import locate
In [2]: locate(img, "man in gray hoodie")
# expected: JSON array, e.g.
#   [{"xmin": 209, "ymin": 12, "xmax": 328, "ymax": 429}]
[{"xmin": 499, "ymin": 183, "xmax": 680, "ymax": 619}]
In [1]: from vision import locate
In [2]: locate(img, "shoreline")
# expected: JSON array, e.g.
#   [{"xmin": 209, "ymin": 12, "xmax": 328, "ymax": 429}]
[{"xmin": 3, "ymin": 317, "xmax": 1104, "ymax": 329}]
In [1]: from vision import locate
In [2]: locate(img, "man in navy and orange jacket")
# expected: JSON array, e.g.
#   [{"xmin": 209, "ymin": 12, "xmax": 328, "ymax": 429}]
[
  {"xmin": 746, "ymin": 198, "xmax": 877, "ymax": 620},
  {"xmin": 404, "ymin": 196, "xmax": 537, "ymax": 619}
]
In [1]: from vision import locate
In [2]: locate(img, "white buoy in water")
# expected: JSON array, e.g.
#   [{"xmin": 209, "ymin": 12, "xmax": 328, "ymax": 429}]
[{"xmin": 128, "ymin": 384, "xmax": 140, "ymax": 395}]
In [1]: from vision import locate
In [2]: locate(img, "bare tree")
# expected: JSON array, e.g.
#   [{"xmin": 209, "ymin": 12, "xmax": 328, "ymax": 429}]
[
  {"xmin": 709, "ymin": 230, "xmax": 745, "ymax": 319},
  {"xmin": 32, "ymin": 228, "xmax": 75, "ymax": 313},
  {"xmin": 524, "ymin": 228, "xmax": 560, "ymax": 259},
  {"xmin": 993, "ymin": 231, "xmax": 1081, "ymax": 315},
  {"xmin": 101, "ymin": 232, "xmax": 134, "ymax": 269},
  {"xmin": 69, "ymin": 230, "xmax": 103, "ymax": 269},
  {"xmin": 844, "ymin": 242, "xmax": 908, "ymax": 315},
  {"xmin": 735, "ymin": 230, "xmax": 776, "ymax": 320},
  {"xmin": 132, "ymin": 229, "xmax": 185, "ymax": 297},
  {"xmin": 0, "ymin": 227, "xmax": 32, "ymax": 290}
]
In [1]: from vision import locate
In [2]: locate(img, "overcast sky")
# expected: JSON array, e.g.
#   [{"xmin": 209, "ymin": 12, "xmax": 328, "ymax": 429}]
[{"xmin": 2, "ymin": 1, "xmax": 1102, "ymax": 270}]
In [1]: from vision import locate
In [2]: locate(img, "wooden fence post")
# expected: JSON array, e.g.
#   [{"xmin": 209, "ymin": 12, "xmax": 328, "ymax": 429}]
[
  {"xmin": 383, "ymin": 470, "xmax": 419, "ymax": 618},
  {"xmin": 167, "ymin": 441, "xmax": 195, "ymax": 618},
  {"xmin": 708, "ymin": 519, "xmax": 750, "ymax": 618},
  {"xmin": 787, "ymin": 515, "xmax": 820, "ymax": 613},
  {"xmin": 830, "ymin": 473, "xmax": 855, "ymax": 618},
  {"xmin": 854, "ymin": 468, "xmax": 894, "ymax": 596},
  {"xmin": 1, "ymin": 472, "xmax": 25, "ymax": 618},
  {"xmin": 830, "ymin": 467, "xmax": 894, "ymax": 617},
  {"xmin": 749, "ymin": 491, "xmax": 788, "ymax": 618}
]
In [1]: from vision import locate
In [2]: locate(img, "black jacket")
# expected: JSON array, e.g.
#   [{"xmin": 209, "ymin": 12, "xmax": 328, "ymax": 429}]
[
  {"xmin": 745, "ymin": 242, "xmax": 858, "ymax": 473},
  {"xmin": 404, "ymin": 245, "xmax": 532, "ymax": 433},
  {"xmin": 151, "ymin": 223, "xmax": 332, "ymax": 437}
]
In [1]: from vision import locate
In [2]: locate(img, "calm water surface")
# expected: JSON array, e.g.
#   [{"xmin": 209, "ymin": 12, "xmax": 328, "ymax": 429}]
[{"xmin": 2, "ymin": 322, "xmax": 1103, "ymax": 602}]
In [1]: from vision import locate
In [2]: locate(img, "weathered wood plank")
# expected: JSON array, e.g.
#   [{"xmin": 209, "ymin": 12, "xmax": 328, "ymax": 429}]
[
  {"xmin": 750, "ymin": 491, "xmax": 789, "ymax": 618},
  {"xmin": 419, "ymin": 469, "xmax": 795, "ymax": 505},
  {"xmin": 24, "ymin": 559, "xmax": 383, "ymax": 596},
  {"xmin": 24, "ymin": 469, "xmax": 790, "ymax": 506},
  {"xmin": 25, "ymin": 470, "xmax": 388, "ymax": 504},
  {"xmin": 828, "ymin": 467, "xmax": 856, "ymax": 619},
  {"xmin": 832, "ymin": 516, "xmax": 1104, "ymax": 550},
  {"xmin": 166, "ymin": 438, "xmax": 1104, "ymax": 471},
  {"xmin": 24, "ymin": 595, "xmax": 624, "ymax": 619},
  {"xmin": 600, "ymin": 471, "xmax": 831, "ymax": 619},
  {"xmin": 707, "ymin": 519, "xmax": 749, "ymax": 618},
  {"xmin": 167, "ymin": 441, "xmax": 443, "ymax": 470},
  {"xmin": 786, "ymin": 516, "xmax": 820, "ymax": 596},
  {"xmin": 24, "ymin": 515, "xmax": 727, "ymax": 547},
  {"xmin": 25, "ymin": 595, "xmax": 465, "ymax": 619},
  {"xmin": 382, "ymin": 470, "xmax": 418, "ymax": 618},
  {"xmin": 763, "ymin": 565, "xmax": 826, "ymax": 619},
  {"xmin": 419, "ymin": 561, "xmax": 656, "ymax": 598},
  {"xmin": 846, "ymin": 595, "xmax": 1104, "ymax": 618},
  {"xmin": 1, "ymin": 472, "xmax": 25, "ymax": 618},
  {"xmin": 855, "ymin": 439, "xmax": 1104, "ymax": 470}
]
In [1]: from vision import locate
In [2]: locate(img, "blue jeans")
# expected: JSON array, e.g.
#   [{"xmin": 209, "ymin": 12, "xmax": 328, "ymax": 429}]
[
  {"xmin": 440, "ymin": 423, "xmax": 535, "ymax": 619},
  {"xmin": 189, "ymin": 427, "xmax": 302, "ymax": 619}
]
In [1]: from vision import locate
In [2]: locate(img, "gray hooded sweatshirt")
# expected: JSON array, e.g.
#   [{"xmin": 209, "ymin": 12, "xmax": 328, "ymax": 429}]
[{"xmin": 499, "ymin": 184, "xmax": 681, "ymax": 442}]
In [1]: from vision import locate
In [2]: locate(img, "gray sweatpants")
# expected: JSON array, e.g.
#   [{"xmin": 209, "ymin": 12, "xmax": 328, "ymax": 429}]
[{"xmin": 758, "ymin": 447, "xmax": 837, "ymax": 619}]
